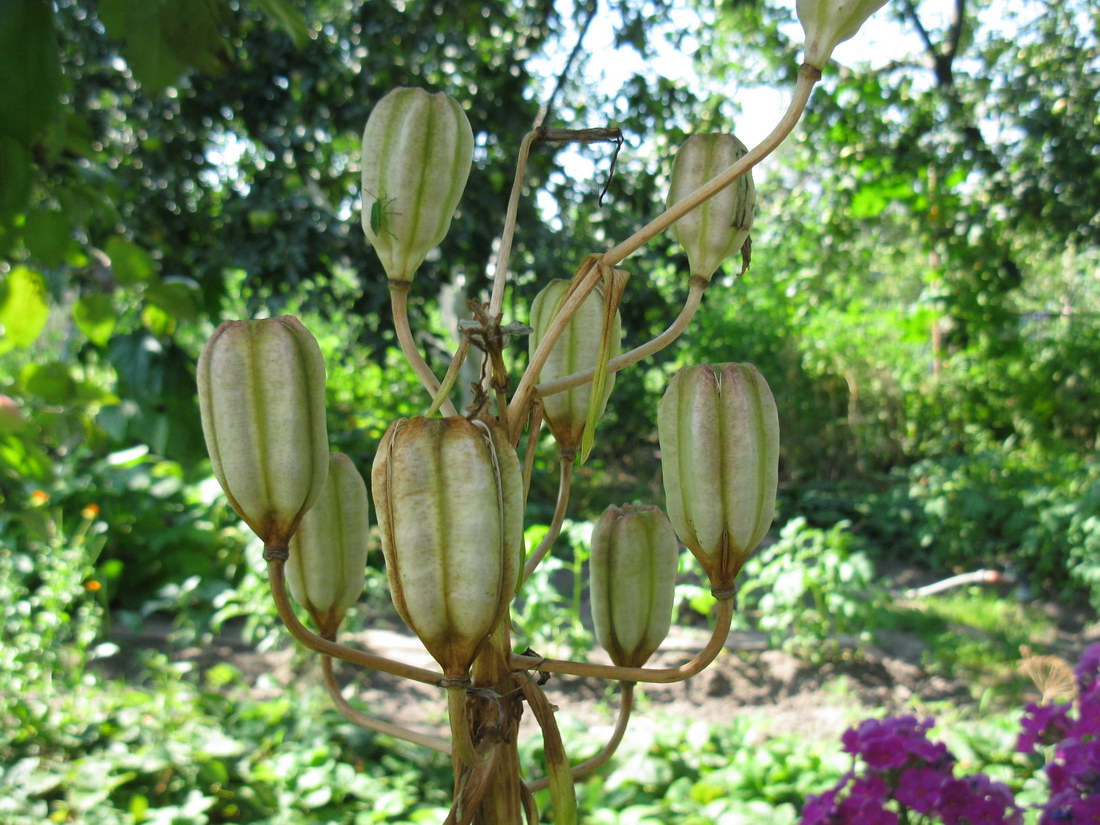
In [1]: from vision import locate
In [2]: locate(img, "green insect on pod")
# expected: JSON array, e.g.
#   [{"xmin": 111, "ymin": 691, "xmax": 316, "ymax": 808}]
[
  {"xmin": 371, "ymin": 415, "xmax": 523, "ymax": 681},
  {"xmin": 360, "ymin": 87, "xmax": 474, "ymax": 283},
  {"xmin": 286, "ymin": 452, "xmax": 371, "ymax": 638},
  {"xmin": 197, "ymin": 316, "xmax": 329, "ymax": 549},
  {"xmin": 667, "ymin": 133, "xmax": 756, "ymax": 282},
  {"xmin": 590, "ymin": 504, "xmax": 679, "ymax": 668},
  {"xmin": 797, "ymin": 0, "xmax": 890, "ymax": 70},
  {"xmin": 528, "ymin": 278, "xmax": 623, "ymax": 454},
  {"xmin": 657, "ymin": 363, "xmax": 779, "ymax": 594}
]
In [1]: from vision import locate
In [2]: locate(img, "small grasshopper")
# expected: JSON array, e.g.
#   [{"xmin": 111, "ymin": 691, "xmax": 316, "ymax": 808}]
[{"xmin": 365, "ymin": 189, "xmax": 400, "ymax": 238}]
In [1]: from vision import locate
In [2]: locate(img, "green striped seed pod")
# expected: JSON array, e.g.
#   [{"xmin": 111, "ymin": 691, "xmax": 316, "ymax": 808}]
[
  {"xmin": 797, "ymin": 0, "xmax": 890, "ymax": 70},
  {"xmin": 658, "ymin": 363, "xmax": 779, "ymax": 592},
  {"xmin": 286, "ymin": 453, "xmax": 370, "ymax": 637},
  {"xmin": 667, "ymin": 133, "xmax": 756, "ymax": 282},
  {"xmin": 528, "ymin": 279, "xmax": 622, "ymax": 453},
  {"xmin": 371, "ymin": 415, "xmax": 523, "ymax": 680},
  {"xmin": 360, "ymin": 87, "xmax": 474, "ymax": 283},
  {"xmin": 590, "ymin": 504, "xmax": 679, "ymax": 668},
  {"xmin": 197, "ymin": 316, "xmax": 329, "ymax": 548}
]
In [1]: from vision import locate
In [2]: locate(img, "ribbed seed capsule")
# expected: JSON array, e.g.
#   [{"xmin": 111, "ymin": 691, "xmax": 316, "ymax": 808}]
[
  {"xmin": 797, "ymin": 0, "xmax": 890, "ymax": 70},
  {"xmin": 197, "ymin": 316, "xmax": 329, "ymax": 548},
  {"xmin": 658, "ymin": 363, "xmax": 779, "ymax": 592},
  {"xmin": 528, "ymin": 279, "xmax": 622, "ymax": 453},
  {"xmin": 667, "ymin": 133, "xmax": 756, "ymax": 282},
  {"xmin": 590, "ymin": 504, "xmax": 679, "ymax": 668},
  {"xmin": 371, "ymin": 416, "xmax": 523, "ymax": 679},
  {"xmin": 360, "ymin": 87, "xmax": 474, "ymax": 283},
  {"xmin": 286, "ymin": 452, "xmax": 370, "ymax": 637}
]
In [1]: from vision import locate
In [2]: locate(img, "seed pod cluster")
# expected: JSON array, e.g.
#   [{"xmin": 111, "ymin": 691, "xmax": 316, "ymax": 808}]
[
  {"xmin": 286, "ymin": 452, "xmax": 371, "ymax": 637},
  {"xmin": 590, "ymin": 504, "xmax": 679, "ymax": 668},
  {"xmin": 658, "ymin": 363, "xmax": 779, "ymax": 592},
  {"xmin": 371, "ymin": 416, "xmax": 523, "ymax": 679},
  {"xmin": 196, "ymin": 316, "xmax": 329, "ymax": 548}
]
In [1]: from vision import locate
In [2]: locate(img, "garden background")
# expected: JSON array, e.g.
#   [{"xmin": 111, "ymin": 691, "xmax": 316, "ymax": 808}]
[{"xmin": 1, "ymin": 0, "xmax": 1098, "ymax": 822}]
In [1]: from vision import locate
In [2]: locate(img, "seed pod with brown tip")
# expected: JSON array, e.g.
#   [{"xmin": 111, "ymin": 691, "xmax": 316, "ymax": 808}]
[
  {"xmin": 371, "ymin": 416, "xmax": 522, "ymax": 680},
  {"xmin": 590, "ymin": 504, "xmax": 679, "ymax": 668},
  {"xmin": 360, "ymin": 87, "xmax": 474, "ymax": 283},
  {"xmin": 528, "ymin": 278, "xmax": 622, "ymax": 453},
  {"xmin": 667, "ymin": 133, "xmax": 756, "ymax": 282},
  {"xmin": 286, "ymin": 453, "xmax": 370, "ymax": 637},
  {"xmin": 657, "ymin": 363, "xmax": 779, "ymax": 593},
  {"xmin": 197, "ymin": 316, "xmax": 329, "ymax": 548}
]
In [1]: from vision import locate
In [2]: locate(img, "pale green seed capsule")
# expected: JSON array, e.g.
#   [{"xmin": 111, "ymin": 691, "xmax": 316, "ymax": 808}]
[
  {"xmin": 667, "ymin": 133, "xmax": 756, "ymax": 282},
  {"xmin": 361, "ymin": 87, "xmax": 474, "ymax": 283},
  {"xmin": 528, "ymin": 279, "xmax": 622, "ymax": 453},
  {"xmin": 287, "ymin": 453, "xmax": 370, "ymax": 637},
  {"xmin": 658, "ymin": 363, "xmax": 779, "ymax": 592},
  {"xmin": 197, "ymin": 316, "xmax": 328, "ymax": 548},
  {"xmin": 590, "ymin": 504, "xmax": 679, "ymax": 668},
  {"xmin": 371, "ymin": 415, "xmax": 523, "ymax": 680},
  {"xmin": 797, "ymin": 0, "xmax": 890, "ymax": 70}
]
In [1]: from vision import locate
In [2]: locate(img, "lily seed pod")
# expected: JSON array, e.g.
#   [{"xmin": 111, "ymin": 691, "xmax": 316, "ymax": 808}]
[
  {"xmin": 360, "ymin": 87, "xmax": 474, "ymax": 283},
  {"xmin": 667, "ymin": 133, "xmax": 756, "ymax": 282},
  {"xmin": 197, "ymin": 316, "xmax": 329, "ymax": 548},
  {"xmin": 528, "ymin": 278, "xmax": 622, "ymax": 453},
  {"xmin": 797, "ymin": 0, "xmax": 890, "ymax": 70},
  {"xmin": 658, "ymin": 363, "xmax": 779, "ymax": 593},
  {"xmin": 371, "ymin": 416, "xmax": 523, "ymax": 680},
  {"xmin": 286, "ymin": 452, "xmax": 370, "ymax": 637},
  {"xmin": 590, "ymin": 504, "xmax": 679, "ymax": 668}
]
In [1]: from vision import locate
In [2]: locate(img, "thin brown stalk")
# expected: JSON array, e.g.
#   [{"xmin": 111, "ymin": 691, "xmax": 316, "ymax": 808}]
[
  {"xmin": 522, "ymin": 455, "xmax": 574, "ymax": 583},
  {"xmin": 389, "ymin": 282, "xmax": 458, "ymax": 417}
]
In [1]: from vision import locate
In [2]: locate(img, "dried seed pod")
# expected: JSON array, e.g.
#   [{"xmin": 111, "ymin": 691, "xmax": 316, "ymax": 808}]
[
  {"xmin": 286, "ymin": 452, "xmax": 370, "ymax": 637},
  {"xmin": 360, "ymin": 87, "xmax": 474, "ymax": 283},
  {"xmin": 797, "ymin": 0, "xmax": 890, "ymax": 70},
  {"xmin": 590, "ymin": 504, "xmax": 679, "ymax": 668},
  {"xmin": 371, "ymin": 415, "xmax": 522, "ymax": 680},
  {"xmin": 197, "ymin": 316, "xmax": 328, "ymax": 548},
  {"xmin": 658, "ymin": 363, "xmax": 779, "ymax": 592},
  {"xmin": 528, "ymin": 278, "xmax": 622, "ymax": 453},
  {"xmin": 667, "ymin": 133, "xmax": 756, "ymax": 282}
]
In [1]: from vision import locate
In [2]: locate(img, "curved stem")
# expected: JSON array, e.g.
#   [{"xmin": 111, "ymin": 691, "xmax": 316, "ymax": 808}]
[
  {"xmin": 267, "ymin": 556, "xmax": 443, "ymax": 686},
  {"xmin": 519, "ymin": 781, "xmax": 539, "ymax": 825},
  {"xmin": 320, "ymin": 656, "xmax": 452, "ymax": 755},
  {"xmin": 536, "ymin": 278, "xmax": 706, "ymax": 400},
  {"xmin": 522, "ymin": 454, "xmax": 574, "ymax": 584},
  {"xmin": 526, "ymin": 681, "xmax": 635, "ymax": 793},
  {"xmin": 389, "ymin": 282, "xmax": 458, "ymax": 417},
  {"xmin": 425, "ymin": 337, "xmax": 472, "ymax": 418},
  {"xmin": 447, "ymin": 685, "xmax": 486, "ymax": 767},
  {"xmin": 489, "ymin": 129, "xmax": 541, "ymax": 318},
  {"xmin": 509, "ymin": 596, "xmax": 735, "ymax": 684},
  {"xmin": 520, "ymin": 403, "xmax": 544, "ymax": 502},
  {"xmin": 517, "ymin": 676, "xmax": 578, "ymax": 825},
  {"xmin": 599, "ymin": 65, "xmax": 820, "ymax": 268}
]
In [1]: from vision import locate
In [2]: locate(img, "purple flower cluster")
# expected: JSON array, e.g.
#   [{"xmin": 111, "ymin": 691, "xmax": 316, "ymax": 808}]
[
  {"xmin": 801, "ymin": 715, "xmax": 1020, "ymax": 825},
  {"xmin": 1018, "ymin": 644, "xmax": 1100, "ymax": 824},
  {"xmin": 802, "ymin": 645, "xmax": 1100, "ymax": 825}
]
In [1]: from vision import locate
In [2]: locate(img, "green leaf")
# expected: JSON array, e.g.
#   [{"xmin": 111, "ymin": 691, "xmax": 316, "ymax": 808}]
[
  {"xmin": 0, "ymin": 135, "xmax": 31, "ymax": 220},
  {"xmin": 73, "ymin": 294, "xmax": 118, "ymax": 346},
  {"xmin": 0, "ymin": 0, "xmax": 61, "ymax": 143},
  {"xmin": 253, "ymin": 0, "xmax": 311, "ymax": 48},
  {"xmin": 105, "ymin": 236, "xmax": 157, "ymax": 285},
  {"xmin": 23, "ymin": 208, "xmax": 73, "ymax": 266},
  {"xmin": 20, "ymin": 361, "xmax": 76, "ymax": 404},
  {"xmin": 0, "ymin": 266, "xmax": 49, "ymax": 352},
  {"xmin": 144, "ymin": 276, "xmax": 200, "ymax": 321}
]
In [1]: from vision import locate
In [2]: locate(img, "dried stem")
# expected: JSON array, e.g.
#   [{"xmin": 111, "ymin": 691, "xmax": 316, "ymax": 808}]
[
  {"xmin": 509, "ymin": 596, "xmax": 735, "ymax": 683},
  {"xmin": 320, "ymin": 655, "xmax": 452, "ymax": 755},
  {"xmin": 489, "ymin": 129, "xmax": 541, "ymax": 318},
  {"xmin": 425, "ymin": 337, "xmax": 472, "ymax": 418},
  {"xmin": 447, "ymin": 685, "xmax": 486, "ymax": 767},
  {"xmin": 526, "ymin": 681, "xmax": 635, "ymax": 792},
  {"xmin": 536, "ymin": 277, "xmax": 707, "ymax": 400},
  {"xmin": 522, "ymin": 453, "xmax": 574, "ymax": 583},
  {"xmin": 266, "ymin": 555, "xmax": 442, "ymax": 686},
  {"xmin": 389, "ymin": 281, "xmax": 458, "ymax": 417}
]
